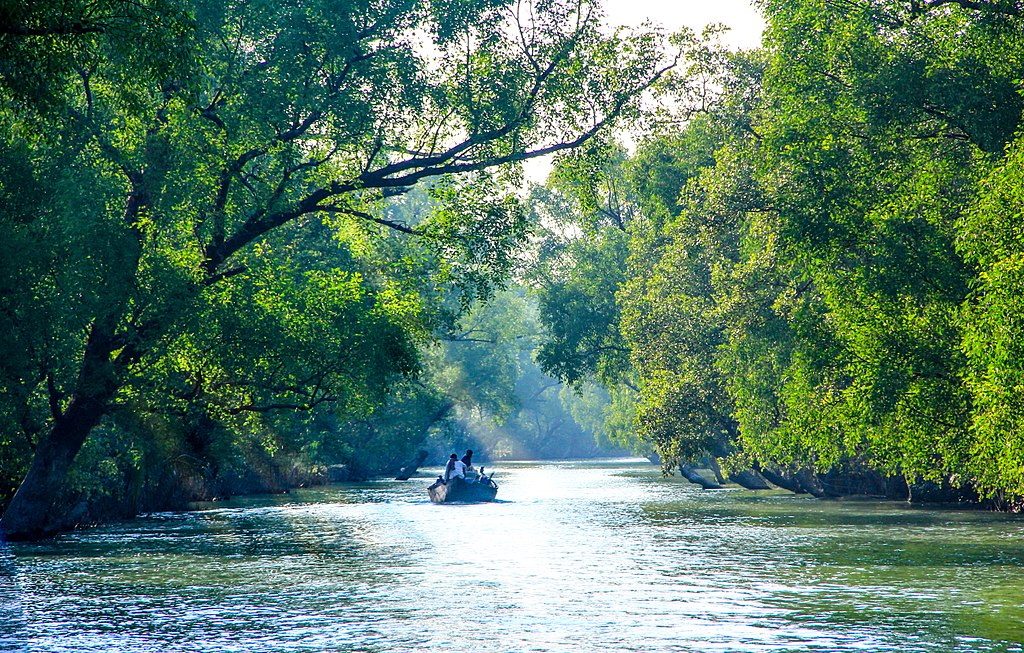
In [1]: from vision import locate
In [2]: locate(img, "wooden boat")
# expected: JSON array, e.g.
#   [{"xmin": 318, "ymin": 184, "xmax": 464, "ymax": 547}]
[{"xmin": 427, "ymin": 475, "xmax": 498, "ymax": 503}]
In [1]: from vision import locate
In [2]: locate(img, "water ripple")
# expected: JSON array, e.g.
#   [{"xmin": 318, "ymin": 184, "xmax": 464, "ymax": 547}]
[{"xmin": 3, "ymin": 460, "xmax": 1024, "ymax": 652}]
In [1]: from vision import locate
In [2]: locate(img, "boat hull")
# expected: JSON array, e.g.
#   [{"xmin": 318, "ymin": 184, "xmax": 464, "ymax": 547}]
[{"xmin": 427, "ymin": 477, "xmax": 498, "ymax": 503}]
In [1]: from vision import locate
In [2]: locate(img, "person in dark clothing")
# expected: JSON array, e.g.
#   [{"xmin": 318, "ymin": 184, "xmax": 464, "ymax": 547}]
[{"xmin": 461, "ymin": 450, "xmax": 473, "ymax": 468}]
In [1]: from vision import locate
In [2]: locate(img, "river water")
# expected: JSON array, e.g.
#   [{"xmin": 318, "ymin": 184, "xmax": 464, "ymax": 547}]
[{"xmin": 1, "ymin": 458, "xmax": 1023, "ymax": 653}]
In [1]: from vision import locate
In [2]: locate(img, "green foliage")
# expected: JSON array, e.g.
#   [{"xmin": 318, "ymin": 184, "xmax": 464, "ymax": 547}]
[
  {"xmin": 745, "ymin": 0, "xmax": 1004, "ymax": 482},
  {"xmin": 309, "ymin": 380, "xmax": 454, "ymax": 479},
  {"xmin": 418, "ymin": 288, "xmax": 621, "ymax": 462},
  {"xmin": 429, "ymin": 289, "xmax": 534, "ymax": 418},
  {"xmin": 534, "ymin": 226, "xmax": 631, "ymax": 385},
  {"xmin": 616, "ymin": 112, "xmax": 743, "ymax": 467},
  {"xmin": 0, "ymin": 0, "xmax": 679, "ymax": 531},
  {"xmin": 961, "ymin": 134, "xmax": 1024, "ymax": 496},
  {"xmin": 421, "ymin": 173, "xmax": 530, "ymax": 308},
  {"xmin": 529, "ymin": 143, "xmax": 642, "ymax": 388},
  {"xmin": 528, "ymin": 0, "xmax": 1024, "ymax": 502},
  {"xmin": 563, "ymin": 381, "xmax": 644, "ymax": 454},
  {"xmin": 0, "ymin": 0, "xmax": 197, "ymax": 113}
]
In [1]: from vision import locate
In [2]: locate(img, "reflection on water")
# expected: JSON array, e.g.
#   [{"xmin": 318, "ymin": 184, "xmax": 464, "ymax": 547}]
[{"xmin": 2, "ymin": 459, "xmax": 1024, "ymax": 652}]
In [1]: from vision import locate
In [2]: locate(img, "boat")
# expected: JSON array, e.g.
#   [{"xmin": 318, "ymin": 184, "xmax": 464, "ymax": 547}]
[{"xmin": 427, "ymin": 474, "xmax": 498, "ymax": 503}]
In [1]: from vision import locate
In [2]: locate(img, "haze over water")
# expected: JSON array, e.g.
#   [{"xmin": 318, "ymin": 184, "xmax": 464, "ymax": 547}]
[{"xmin": 2, "ymin": 459, "xmax": 1023, "ymax": 652}]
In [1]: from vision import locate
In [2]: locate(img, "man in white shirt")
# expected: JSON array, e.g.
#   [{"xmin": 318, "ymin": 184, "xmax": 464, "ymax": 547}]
[
  {"xmin": 451, "ymin": 457, "xmax": 467, "ymax": 480},
  {"xmin": 443, "ymin": 453, "xmax": 467, "ymax": 482}
]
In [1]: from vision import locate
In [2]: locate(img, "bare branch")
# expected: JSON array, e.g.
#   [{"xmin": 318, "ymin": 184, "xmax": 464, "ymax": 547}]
[{"xmin": 316, "ymin": 205, "xmax": 418, "ymax": 234}]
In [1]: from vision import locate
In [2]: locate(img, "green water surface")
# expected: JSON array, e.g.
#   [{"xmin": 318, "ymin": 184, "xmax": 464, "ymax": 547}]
[{"xmin": 1, "ymin": 459, "xmax": 1022, "ymax": 652}]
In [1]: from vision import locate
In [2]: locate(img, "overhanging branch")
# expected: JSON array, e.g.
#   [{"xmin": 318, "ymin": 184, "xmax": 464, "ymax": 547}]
[
  {"xmin": 316, "ymin": 205, "xmax": 418, "ymax": 235},
  {"xmin": 201, "ymin": 41, "xmax": 681, "ymax": 276}
]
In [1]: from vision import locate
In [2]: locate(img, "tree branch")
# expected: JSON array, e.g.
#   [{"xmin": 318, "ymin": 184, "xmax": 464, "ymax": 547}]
[
  {"xmin": 46, "ymin": 371, "xmax": 63, "ymax": 421},
  {"xmin": 316, "ymin": 205, "xmax": 418, "ymax": 235},
  {"xmin": 912, "ymin": 0, "xmax": 1021, "ymax": 16},
  {"xmin": 201, "ymin": 29, "xmax": 681, "ymax": 276},
  {"xmin": 0, "ymin": 22, "xmax": 106, "ymax": 36}
]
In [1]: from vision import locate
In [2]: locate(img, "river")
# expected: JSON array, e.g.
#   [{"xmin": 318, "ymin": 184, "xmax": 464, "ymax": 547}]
[{"xmin": 1, "ymin": 458, "xmax": 1023, "ymax": 652}]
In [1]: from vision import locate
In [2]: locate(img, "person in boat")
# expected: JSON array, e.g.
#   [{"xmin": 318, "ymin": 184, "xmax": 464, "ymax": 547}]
[
  {"xmin": 461, "ymin": 449, "xmax": 474, "ymax": 469},
  {"xmin": 475, "ymin": 466, "xmax": 491, "ymax": 486},
  {"xmin": 451, "ymin": 454, "xmax": 468, "ymax": 481},
  {"xmin": 443, "ymin": 454, "xmax": 457, "ymax": 483}
]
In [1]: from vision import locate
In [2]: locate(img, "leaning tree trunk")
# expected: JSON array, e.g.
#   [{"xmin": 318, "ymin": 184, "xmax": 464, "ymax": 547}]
[
  {"xmin": 680, "ymin": 463, "xmax": 722, "ymax": 490},
  {"xmin": 753, "ymin": 462, "xmax": 807, "ymax": 494},
  {"xmin": 394, "ymin": 450, "xmax": 429, "ymax": 481},
  {"xmin": 795, "ymin": 469, "xmax": 828, "ymax": 498},
  {"xmin": 729, "ymin": 469, "xmax": 772, "ymax": 491},
  {"xmin": 706, "ymin": 457, "xmax": 728, "ymax": 485},
  {"xmin": 1, "ymin": 321, "xmax": 121, "ymax": 540},
  {"xmin": 1, "ymin": 113, "xmax": 176, "ymax": 541}
]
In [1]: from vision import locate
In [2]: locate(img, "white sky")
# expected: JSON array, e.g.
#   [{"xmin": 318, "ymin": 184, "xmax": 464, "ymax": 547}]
[{"xmin": 602, "ymin": 0, "xmax": 765, "ymax": 50}]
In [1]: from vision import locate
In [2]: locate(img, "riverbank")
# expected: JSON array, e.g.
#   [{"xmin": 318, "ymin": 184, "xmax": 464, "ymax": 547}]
[{"xmin": 6, "ymin": 448, "xmax": 1018, "ymax": 542}]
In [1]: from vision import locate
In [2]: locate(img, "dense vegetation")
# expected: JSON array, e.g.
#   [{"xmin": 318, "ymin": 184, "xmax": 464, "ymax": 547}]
[
  {"xmin": 533, "ymin": 0, "xmax": 1024, "ymax": 506},
  {"xmin": 0, "ymin": 0, "xmax": 681, "ymax": 538},
  {"xmin": 5, "ymin": 0, "xmax": 1024, "ymax": 540}
]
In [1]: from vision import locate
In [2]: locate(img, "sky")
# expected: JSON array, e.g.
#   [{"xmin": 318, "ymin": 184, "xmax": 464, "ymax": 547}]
[{"xmin": 602, "ymin": 0, "xmax": 765, "ymax": 50}]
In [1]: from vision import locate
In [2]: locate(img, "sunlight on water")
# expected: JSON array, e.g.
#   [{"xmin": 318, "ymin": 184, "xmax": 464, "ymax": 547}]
[{"xmin": 2, "ymin": 459, "xmax": 1024, "ymax": 653}]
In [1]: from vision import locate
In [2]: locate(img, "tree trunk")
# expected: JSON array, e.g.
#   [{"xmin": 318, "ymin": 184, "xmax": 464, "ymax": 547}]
[
  {"xmin": 754, "ymin": 462, "xmax": 807, "ymax": 494},
  {"xmin": 707, "ymin": 457, "xmax": 728, "ymax": 485},
  {"xmin": 795, "ymin": 468, "xmax": 828, "ymax": 498},
  {"xmin": 394, "ymin": 450, "xmax": 429, "ymax": 481},
  {"xmin": 1, "ymin": 322, "xmax": 120, "ymax": 540},
  {"xmin": 679, "ymin": 463, "xmax": 722, "ymax": 489},
  {"xmin": 729, "ymin": 469, "xmax": 772, "ymax": 491}
]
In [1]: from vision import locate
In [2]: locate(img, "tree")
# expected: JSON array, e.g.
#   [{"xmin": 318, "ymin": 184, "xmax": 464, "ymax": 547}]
[
  {"xmin": 430, "ymin": 288, "xmax": 616, "ymax": 460},
  {"xmin": 617, "ymin": 107, "xmax": 748, "ymax": 469},
  {"xmin": 0, "ymin": 0, "xmax": 682, "ymax": 538},
  {"xmin": 744, "ymin": 0, "xmax": 1021, "ymax": 485},
  {"xmin": 960, "ymin": 134, "xmax": 1024, "ymax": 499},
  {"xmin": 626, "ymin": 0, "xmax": 1024, "ymax": 494},
  {"xmin": 527, "ymin": 50, "xmax": 745, "ymax": 466},
  {"xmin": 528, "ymin": 145, "xmax": 634, "ymax": 386}
]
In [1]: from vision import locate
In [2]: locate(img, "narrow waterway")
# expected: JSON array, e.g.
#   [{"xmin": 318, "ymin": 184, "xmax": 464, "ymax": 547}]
[{"xmin": 2, "ymin": 459, "xmax": 1023, "ymax": 652}]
